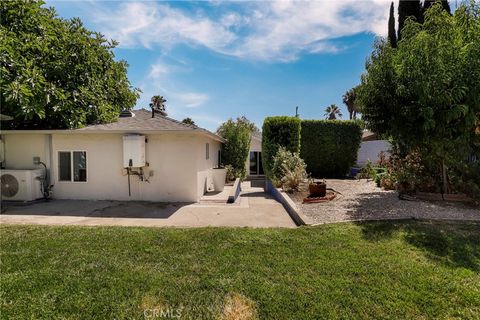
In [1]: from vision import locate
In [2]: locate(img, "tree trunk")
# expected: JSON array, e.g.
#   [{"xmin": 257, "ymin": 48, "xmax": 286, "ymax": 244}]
[{"xmin": 441, "ymin": 159, "xmax": 448, "ymax": 199}]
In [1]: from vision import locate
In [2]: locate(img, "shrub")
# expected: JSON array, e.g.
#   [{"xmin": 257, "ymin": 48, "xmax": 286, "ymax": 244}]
[
  {"xmin": 451, "ymin": 161, "xmax": 480, "ymax": 201},
  {"xmin": 217, "ymin": 118, "xmax": 253, "ymax": 180},
  {"xmin": 271, "ymin": 147, "xmax": 307, "ymax": 191},
  {"xmin": 357, "ymin": 161, "xmax": 375, "ymax": 179},
  {"xmin": 224, "ymin": 165, "xmax": 236, "ymax": 182},
  {"xmin": 300, "ymin": 120, "xmax": 362, "ymax": 177},
  {"xmin": 380, "ymin": 172, "xmax": 396, "ymax": 190},
  {"xmin": 262, "ymin": 116, "xmax": 301, "ymax": 178}
]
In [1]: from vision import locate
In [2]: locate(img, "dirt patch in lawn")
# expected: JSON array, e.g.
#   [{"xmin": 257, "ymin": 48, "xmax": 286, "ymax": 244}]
[
  {"xmin": 288, "ymin": 179, "xmax": 480, "ymax": 225},
  {"xmin": 221, "ymin": 293, "xmax": 257, "ymax": 320}
]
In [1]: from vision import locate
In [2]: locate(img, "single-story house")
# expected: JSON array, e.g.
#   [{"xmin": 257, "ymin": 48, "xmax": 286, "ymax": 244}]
[
  {"xmin": 356, "ymin": 130, "xmax": 391, "ymax": 167},
  {"xmin": 0, "ymin": 109, "xmax": 224, "ymax": 202}
]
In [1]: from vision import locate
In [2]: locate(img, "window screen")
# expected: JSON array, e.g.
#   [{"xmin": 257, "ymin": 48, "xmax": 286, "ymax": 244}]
[
  {"xmin": 58, "ymin": 152, "xmax": 71, "ymax": 181},
  {"xmin": 73, "ymin": 151, "xmax": 87, "ymax": 182},
  {"xmin": 206, "ymin": 143, "xmax": 210, "ymax": 160}
]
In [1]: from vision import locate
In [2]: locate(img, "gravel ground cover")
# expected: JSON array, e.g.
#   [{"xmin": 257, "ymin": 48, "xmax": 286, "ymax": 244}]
[{"xmin": 288, "ymin": 179, "xmax": 480, "ymax": 224}]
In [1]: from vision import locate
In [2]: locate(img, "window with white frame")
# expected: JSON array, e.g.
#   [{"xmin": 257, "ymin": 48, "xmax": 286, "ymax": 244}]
[{"xmin": 58, "ymin": 151, "xmax": 87, "ymax": 182}]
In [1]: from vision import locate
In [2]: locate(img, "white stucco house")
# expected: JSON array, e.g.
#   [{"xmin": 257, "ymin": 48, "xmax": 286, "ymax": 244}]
[{"xmin": 0, "ymin": 109, "xmax": 224, "ymax": 202}]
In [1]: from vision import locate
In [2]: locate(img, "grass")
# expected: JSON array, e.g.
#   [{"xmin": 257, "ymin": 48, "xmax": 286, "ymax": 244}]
[{"xmin": 1, "ymin": 220, "xmax": 479, "ymax": 319}]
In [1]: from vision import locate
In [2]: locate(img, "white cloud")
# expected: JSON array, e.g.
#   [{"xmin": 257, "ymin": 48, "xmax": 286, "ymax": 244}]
[
  {"xmin": 175, "ymin": 92, "xmax": 209, "ymax": 108},
  {"xmin": 93, "ymin": 2, "xmax": 236, "ymax": 51},
  {"xmin": 143, "ymin": 60, "xmax": 209, "ymax": 110},
  {"xmin": 223, "ymin": 0, "xmax": 391, "ymax": 61},
  {"xmin": 90, "ymin": 0, "xmax": 393, "ymax": 61},
  {"xmin": 148, "ymin": 63, "xmax": 170, "ymax": 78}
]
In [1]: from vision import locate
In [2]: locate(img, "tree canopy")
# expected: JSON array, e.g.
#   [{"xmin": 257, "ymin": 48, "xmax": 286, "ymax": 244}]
[
  {"xmin": 217, "ymin": 117, "xmax": 256, "ymax": 179},
  {"xmin": 0, "ymin": 0, "xmax": 139, "ymax": 129},
  {"xmin": 388, "ymin": 2, "xmax": 397, "ymax": 48},
  {"xmin": 397, "ymin": 0, "xmax": 422, "ymax": 40},
  {"xmin": 150, "ymin": 95, "xmax": 167, "ymax": 117},
  {"xmin": 324, "ymin": 104, "xmax": 342, "ymax": 120},
  {"xmin": 357, "ymin": 2, "xmax": 480, "ymax": 191},
  {"xmin": 342, "ymin": 87, "xmax": 359, "ymax": 120},
  {"xmin": 217, "ymin": 116, "xmax": 259, "ymax": 136},
  {"xmin": 181, "ymin": 118, "xmax": 195, "ymax": 126}
]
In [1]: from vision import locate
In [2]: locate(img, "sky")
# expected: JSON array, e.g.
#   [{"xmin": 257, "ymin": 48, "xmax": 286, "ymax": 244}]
[{"xmin": 47, "ymin": 0, "xmax": 398, "ymax": 131}]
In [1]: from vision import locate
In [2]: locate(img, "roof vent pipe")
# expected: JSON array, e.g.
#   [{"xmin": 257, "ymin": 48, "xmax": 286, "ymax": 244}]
[{"xmin": 119, "ymin": 110, "xmax": 135, "ymax": 118}]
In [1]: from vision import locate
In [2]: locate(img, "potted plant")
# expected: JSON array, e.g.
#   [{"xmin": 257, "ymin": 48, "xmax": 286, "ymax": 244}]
[{"xmin": 308, "ymin": 177, "xmax": 327, "ymax": 197}]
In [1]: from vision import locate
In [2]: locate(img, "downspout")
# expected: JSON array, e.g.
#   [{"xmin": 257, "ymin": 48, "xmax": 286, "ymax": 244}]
[
  {"xmin": 44, "ymin": 134, "xmax": 53, "ymax": 198},
  {"xmin": 0, "ymin": 134, "xmax": 5, "ymax": 169}
]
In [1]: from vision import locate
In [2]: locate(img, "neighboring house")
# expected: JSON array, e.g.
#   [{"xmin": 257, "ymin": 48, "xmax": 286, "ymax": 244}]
[
  {"xmin": 356, "ymin": 130, "xmax": 391, "ymax": 167},
  {"xmin": 0, "ymin": 109, "xmax": 224, "ymax": 202},
  {"xmin": 246, "ymin": 132, "xmax": 264, "ymax": 177}
]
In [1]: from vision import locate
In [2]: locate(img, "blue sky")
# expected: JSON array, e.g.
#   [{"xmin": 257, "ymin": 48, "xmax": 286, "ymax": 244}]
[{"xmin": 47, "ymin": 0, "xmax": 395, "ymax": 131}]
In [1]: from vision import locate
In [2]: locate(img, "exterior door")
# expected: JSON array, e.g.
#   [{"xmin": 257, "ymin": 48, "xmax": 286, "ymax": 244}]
[{"xmin": 249, "ymin": 151, "xmax": 264, "ymax": 176}]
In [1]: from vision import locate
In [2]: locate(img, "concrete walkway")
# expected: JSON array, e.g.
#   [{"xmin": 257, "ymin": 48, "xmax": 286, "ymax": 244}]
[{"xmin": 0, "ymin": 182, "xmax": 296, "ymax": 228}]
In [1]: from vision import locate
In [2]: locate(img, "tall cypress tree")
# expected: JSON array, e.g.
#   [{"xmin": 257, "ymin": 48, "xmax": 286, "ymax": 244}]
[
  {"xmin": 423, "ymin": 0, "xmax": 436, "ymax": 11},
  {"xmin": 388, "ymin": 2, "xmax": 397, "ymax": 48},
  {"xmin": 441, "ymin": 0, "xmax": 451, "ymax": 14},
  {"xmin": 397, "ymin": 0, "xmax": 421, "ymax": 40}
]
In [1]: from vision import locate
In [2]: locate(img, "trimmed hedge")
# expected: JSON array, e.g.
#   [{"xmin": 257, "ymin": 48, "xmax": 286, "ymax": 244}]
[
  {"xmin": 262, "ymin": 116, "xmax": 301, "ymax": 178},
  {"xmin": 300, "ymin": 120, "xmax": 362, "ymax": 177}
]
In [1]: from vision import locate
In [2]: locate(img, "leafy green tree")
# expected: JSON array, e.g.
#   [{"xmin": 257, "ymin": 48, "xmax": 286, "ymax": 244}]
[
  {"xmin": 216, "ymin": 117, "xmax": 255, "ymax": 179},
  {"xmin": 0, "ymin": 0, "xmax": 139, "ymax": 129},
  {"xmin": 388, "ymin": 2, "xmax": 397, "ymax": 48},
  {"xmin": 181, "ymin": 117, "xmax": 196, "ymax": 126},
  {"xmin": 423, "ymin": 0, "xmax": 451, "ymax": 15},
  {"xmin": 217, "ymin": 116, "xmax": 259, "ymax": 134},
  {"xmin": 324, "ymin": 104, "xmax": 342, "ymax": 120},
  {"xmin": 357, "ymin": 2, "xmax": 480, "ymax": 193}
]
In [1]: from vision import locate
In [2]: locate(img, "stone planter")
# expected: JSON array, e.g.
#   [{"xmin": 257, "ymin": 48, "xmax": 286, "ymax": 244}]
[{"xmin": 210, "ymin": 168, "xmax": 227, "ymax": 192}]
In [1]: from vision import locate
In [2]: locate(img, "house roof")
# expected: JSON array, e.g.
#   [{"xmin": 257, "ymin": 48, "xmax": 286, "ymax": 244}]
[
  {"xmin": 79, "ymin": 109, "xmax": 200, "ymax": 131},
  {"xmin": 362, "ymin": 130, "xmax": 378, "ymax": 141},
  {"xmin": 251, "ymin": 131, "xmax": 262, "ymax": 141},
  {"xmin": 0, "ymin": 109, "xmax": 225, "ymax": 142}
]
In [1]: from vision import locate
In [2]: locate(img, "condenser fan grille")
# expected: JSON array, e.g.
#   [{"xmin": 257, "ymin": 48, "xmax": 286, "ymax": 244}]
[{"xmin": 1, "ymin": 174, "xmax": 19, "ymax": 197}]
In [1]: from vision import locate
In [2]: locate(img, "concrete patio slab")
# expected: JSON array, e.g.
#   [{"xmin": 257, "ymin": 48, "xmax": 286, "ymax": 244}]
[{"xmin": 0, "ymin": 183, "xmax": 296, "ymax": 228}]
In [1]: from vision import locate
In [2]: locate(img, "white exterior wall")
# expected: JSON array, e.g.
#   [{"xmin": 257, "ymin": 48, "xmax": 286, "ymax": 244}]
[
  {"xmin": 2, "ymin": 134, "xmax": 51, "ymax": 170},
  {"xmin": 195, "ymin": 136, "xmax": 222, "ymax": 199},
  {"xmin": 2, "ymin": 132, "xmax": 222, "ymax": 202},
  {"xmin": 357, "ymin": 140, "xmax": 391, "ymax": 167}
]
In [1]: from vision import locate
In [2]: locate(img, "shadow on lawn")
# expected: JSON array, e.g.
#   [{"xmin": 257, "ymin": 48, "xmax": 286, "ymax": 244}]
[{"xmin": 358, "ymin": 220, "xmax": 480, "ymax": 272}]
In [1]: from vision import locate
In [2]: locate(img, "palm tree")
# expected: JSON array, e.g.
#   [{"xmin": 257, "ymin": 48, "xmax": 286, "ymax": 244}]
[
  {"xmin": 149, "ymin": 95, "xmax": 167, "ymax": 117},
  {"xmin": 324, "ymin": 104, "xmax": 342, "ymax": 120},
  {"xmin": 182, "ymin": 117, "xmax": 196, "ymax": 126},
  {"xmin": 342, "ymin": 87, "xmax": 358, "ymax": 120}
]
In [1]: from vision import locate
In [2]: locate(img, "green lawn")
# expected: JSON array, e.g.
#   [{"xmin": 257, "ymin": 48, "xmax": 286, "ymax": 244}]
[{"xmin": 1, "ymin": 221, "xmax": 479, "ymax": 319}]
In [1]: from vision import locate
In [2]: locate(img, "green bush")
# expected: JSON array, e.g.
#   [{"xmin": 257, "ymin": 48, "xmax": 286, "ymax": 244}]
[
  {"xmin": 271, "ymin": 146, "xmax": 307, "ymax": 190},
  {"xmin": 300, "ymin": 120, "xmax": 362, "ymax": 177},
  {"xmin": 262, "ymin": 116, "xmax": 301, "ymax": 178},
  {"xmin": 357, "ymin": 160, "xmax": 375, "ymax": 179},
  {"xmin": 217, "ymin": 118, "xmax": 252, "ymax": 180}
]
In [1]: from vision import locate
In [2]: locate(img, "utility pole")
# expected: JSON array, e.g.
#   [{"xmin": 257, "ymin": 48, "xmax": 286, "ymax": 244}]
[{"xmin": 295, "ymin": 106, "xmax": 299, "ymax": 118}]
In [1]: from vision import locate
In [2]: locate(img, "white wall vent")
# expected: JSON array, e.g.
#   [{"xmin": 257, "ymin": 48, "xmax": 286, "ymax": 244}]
[{"xmin": 123, "ymin": 135, "xmax": 145, "ymax": 168}]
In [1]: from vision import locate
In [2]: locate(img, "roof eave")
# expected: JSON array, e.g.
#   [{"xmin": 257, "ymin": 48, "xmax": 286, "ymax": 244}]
[{"xmin": 0, "ymin": 129, "xmax": 225, "ymax": 143}]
